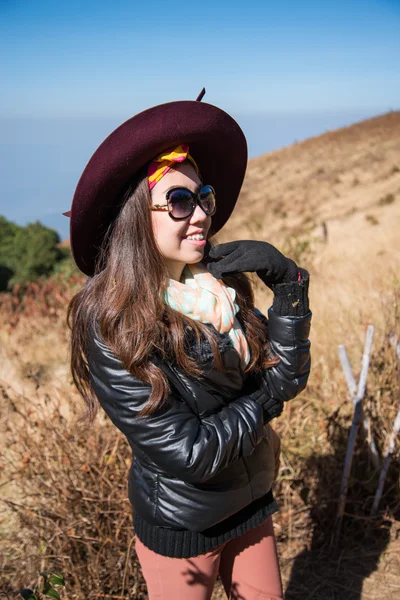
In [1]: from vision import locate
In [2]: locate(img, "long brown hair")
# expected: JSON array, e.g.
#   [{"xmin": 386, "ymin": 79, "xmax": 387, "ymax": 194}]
[{"xmin": 67, "ymin": 164, "xmax": 278, "ymax": 421}]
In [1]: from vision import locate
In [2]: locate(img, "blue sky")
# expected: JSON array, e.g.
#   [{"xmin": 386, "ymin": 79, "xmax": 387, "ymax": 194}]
[{"xmin": 1, "ymin": 0, "xmax": 399, "ymax": 239}]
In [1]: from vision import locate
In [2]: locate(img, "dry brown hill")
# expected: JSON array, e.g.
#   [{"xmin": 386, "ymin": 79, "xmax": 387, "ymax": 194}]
[
  {"xmin": 221, "ymin": 112, "xmax": 400, "ymax": 375},
  {"xmin": 222, "ymin": 111, "xmax": 400, "ymax": 248}
]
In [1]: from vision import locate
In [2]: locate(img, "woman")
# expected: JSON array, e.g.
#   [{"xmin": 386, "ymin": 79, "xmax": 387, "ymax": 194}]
[{"xmin": 65, "ymin": 92, "xmax": 311, "ymax": 600}]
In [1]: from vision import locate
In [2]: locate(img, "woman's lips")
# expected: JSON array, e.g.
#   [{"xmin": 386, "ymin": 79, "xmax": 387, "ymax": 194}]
[{"xmin": 182, "ymin": 238, "xmax": 206, "ymax": 247}]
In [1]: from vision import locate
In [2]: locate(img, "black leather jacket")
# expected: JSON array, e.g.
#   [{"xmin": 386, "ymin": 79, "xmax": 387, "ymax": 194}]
[{"xmin": 86, "ymin": 305, "xmax": 311, "ymax": 533}]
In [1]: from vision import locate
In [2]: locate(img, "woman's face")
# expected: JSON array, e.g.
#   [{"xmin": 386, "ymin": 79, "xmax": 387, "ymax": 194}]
[{"xmin": 150, "ymin": 161, "xmax": 212, "ymax": 281}]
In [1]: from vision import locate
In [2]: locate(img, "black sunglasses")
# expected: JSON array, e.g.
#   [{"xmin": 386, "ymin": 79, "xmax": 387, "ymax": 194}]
[{"xmin": 150, "ymin": 184, "xmax": 216, "ymax": 220}]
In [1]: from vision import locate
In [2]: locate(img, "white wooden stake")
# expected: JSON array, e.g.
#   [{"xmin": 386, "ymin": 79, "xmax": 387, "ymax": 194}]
[
  {"xmin": 388, "ymin": 333, "xmax": 400, "ymax": 360},
  {"xmin": 338, "ymin": 345, "xmax": 381, "ymax": 470},
  {"xmin": 336, "ymin": 325, "xmax": 375, "ymax": 538}
]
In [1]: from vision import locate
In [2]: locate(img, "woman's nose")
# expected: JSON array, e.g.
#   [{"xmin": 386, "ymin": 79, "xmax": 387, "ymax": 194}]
[{"xmin": 190, "ymin": 203, "xmax": 209, "ymax": 223}]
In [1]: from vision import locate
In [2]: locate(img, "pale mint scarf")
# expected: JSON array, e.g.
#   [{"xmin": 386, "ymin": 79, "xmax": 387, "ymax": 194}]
[{"xmin": 163, "ymin": 262, "xmax": 250, "ymax": 369}]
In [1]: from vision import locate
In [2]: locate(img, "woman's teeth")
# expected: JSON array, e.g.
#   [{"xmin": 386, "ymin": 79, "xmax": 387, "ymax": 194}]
[{"xmin": 185, "ymin": 234, "xmax": 204, "ymax": 240}]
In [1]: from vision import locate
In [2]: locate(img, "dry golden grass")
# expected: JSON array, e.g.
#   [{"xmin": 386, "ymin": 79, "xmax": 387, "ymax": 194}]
[
  {"xmin": 225, "ymin": 111, "xmax": 400, "ymax": 245},
  {"xmin": 1, "ymin": 112, "xmax": 400, "ymax": 599}
]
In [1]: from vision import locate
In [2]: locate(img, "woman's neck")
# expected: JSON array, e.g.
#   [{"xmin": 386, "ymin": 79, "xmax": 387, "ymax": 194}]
[{"xmin": 164, "ymin": 260, "xmax": 186, "ymax": 282}]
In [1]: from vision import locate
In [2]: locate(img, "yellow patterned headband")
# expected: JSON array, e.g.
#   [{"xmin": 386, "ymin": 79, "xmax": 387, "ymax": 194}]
[{"xmin": 147, "ymin": 144, "xmax": 199, "ymax": 190}]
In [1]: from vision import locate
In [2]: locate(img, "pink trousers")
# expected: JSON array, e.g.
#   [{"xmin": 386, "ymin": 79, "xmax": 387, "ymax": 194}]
[{"xmin": 135, "ymin": 516, "xmax": 284, "ymax": 600}]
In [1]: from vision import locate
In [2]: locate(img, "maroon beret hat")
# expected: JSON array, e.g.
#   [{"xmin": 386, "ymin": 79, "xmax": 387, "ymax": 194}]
[{"xmin": 65, "ymin": 94, "xmax": 248, "ymax": 276}]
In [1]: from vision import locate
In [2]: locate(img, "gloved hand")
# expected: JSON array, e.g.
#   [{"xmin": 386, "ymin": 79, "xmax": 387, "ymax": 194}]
[
  {"xmin": 249, "ymin": 389, "xmax": 284, "ymax": 424},
  {"xmin": 206, "ymin": 240, "xmax": 299, "ymax": 286}
]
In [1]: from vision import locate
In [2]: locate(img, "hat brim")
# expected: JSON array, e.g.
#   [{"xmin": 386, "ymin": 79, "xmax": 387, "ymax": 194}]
[{"xmin": 68, "ymin": 100, "xmax": 247, "ymax": 276}]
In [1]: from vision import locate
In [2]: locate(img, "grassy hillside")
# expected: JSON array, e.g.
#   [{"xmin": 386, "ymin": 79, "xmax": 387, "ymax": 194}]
[{"xmin": 1, "ymin": 112, "xmax": 399, "ymax": 599}]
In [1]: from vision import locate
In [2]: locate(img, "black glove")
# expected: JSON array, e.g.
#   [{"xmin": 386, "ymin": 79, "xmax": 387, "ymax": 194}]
[
  {"xmin": 249, "ymin": 389, "xmax": 284, "ymax": 424},
  {"xmin": 206, "ymin": 240, "xmax": 299, "ymax": 286}
]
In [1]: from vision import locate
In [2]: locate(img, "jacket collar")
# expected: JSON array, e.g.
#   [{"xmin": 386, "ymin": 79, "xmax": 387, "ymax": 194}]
[
  {"xmin": 150, "ymin": 323, "xmax": 235, "ymax": 365},
  {"xmin": 184, "ymin": 325, "xmax": 234, "ymax": 363}
]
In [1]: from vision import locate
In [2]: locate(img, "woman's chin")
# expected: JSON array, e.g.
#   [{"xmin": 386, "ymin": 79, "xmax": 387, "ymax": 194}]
[
  {"xmin": 187, "ymin": 256, "xmax": 204, "ymax": 265},
  {"xmin": 183, "ymin": 248, "xmax": 205, "ymax": 261}
]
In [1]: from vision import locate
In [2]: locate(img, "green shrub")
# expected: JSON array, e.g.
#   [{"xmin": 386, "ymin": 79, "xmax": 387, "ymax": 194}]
[{"xmin": 0, "ymin": 217, "xmax": 63, "ymax": 290}]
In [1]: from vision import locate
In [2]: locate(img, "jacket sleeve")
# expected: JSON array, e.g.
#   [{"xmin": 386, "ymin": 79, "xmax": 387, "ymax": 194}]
[
  {"xmin": 86, "ymin": 329, "xmax": 266, "ymax": 485},
  {"xmin": 254, "ymin": 268, "xmax": 312, "ymax": 404},
  {"xmin": 254, "ymin": 303, "xmax": 311, "ymax": 404}
]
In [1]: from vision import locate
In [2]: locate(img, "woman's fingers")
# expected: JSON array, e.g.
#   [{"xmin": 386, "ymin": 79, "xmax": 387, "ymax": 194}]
[
  {"xmin": 207, "ymin": 247, "xmax": 245, "ymax": 275},
  {"xmin": 208, "ymin": 241, "xmax": 243, "ymax": 259}
]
